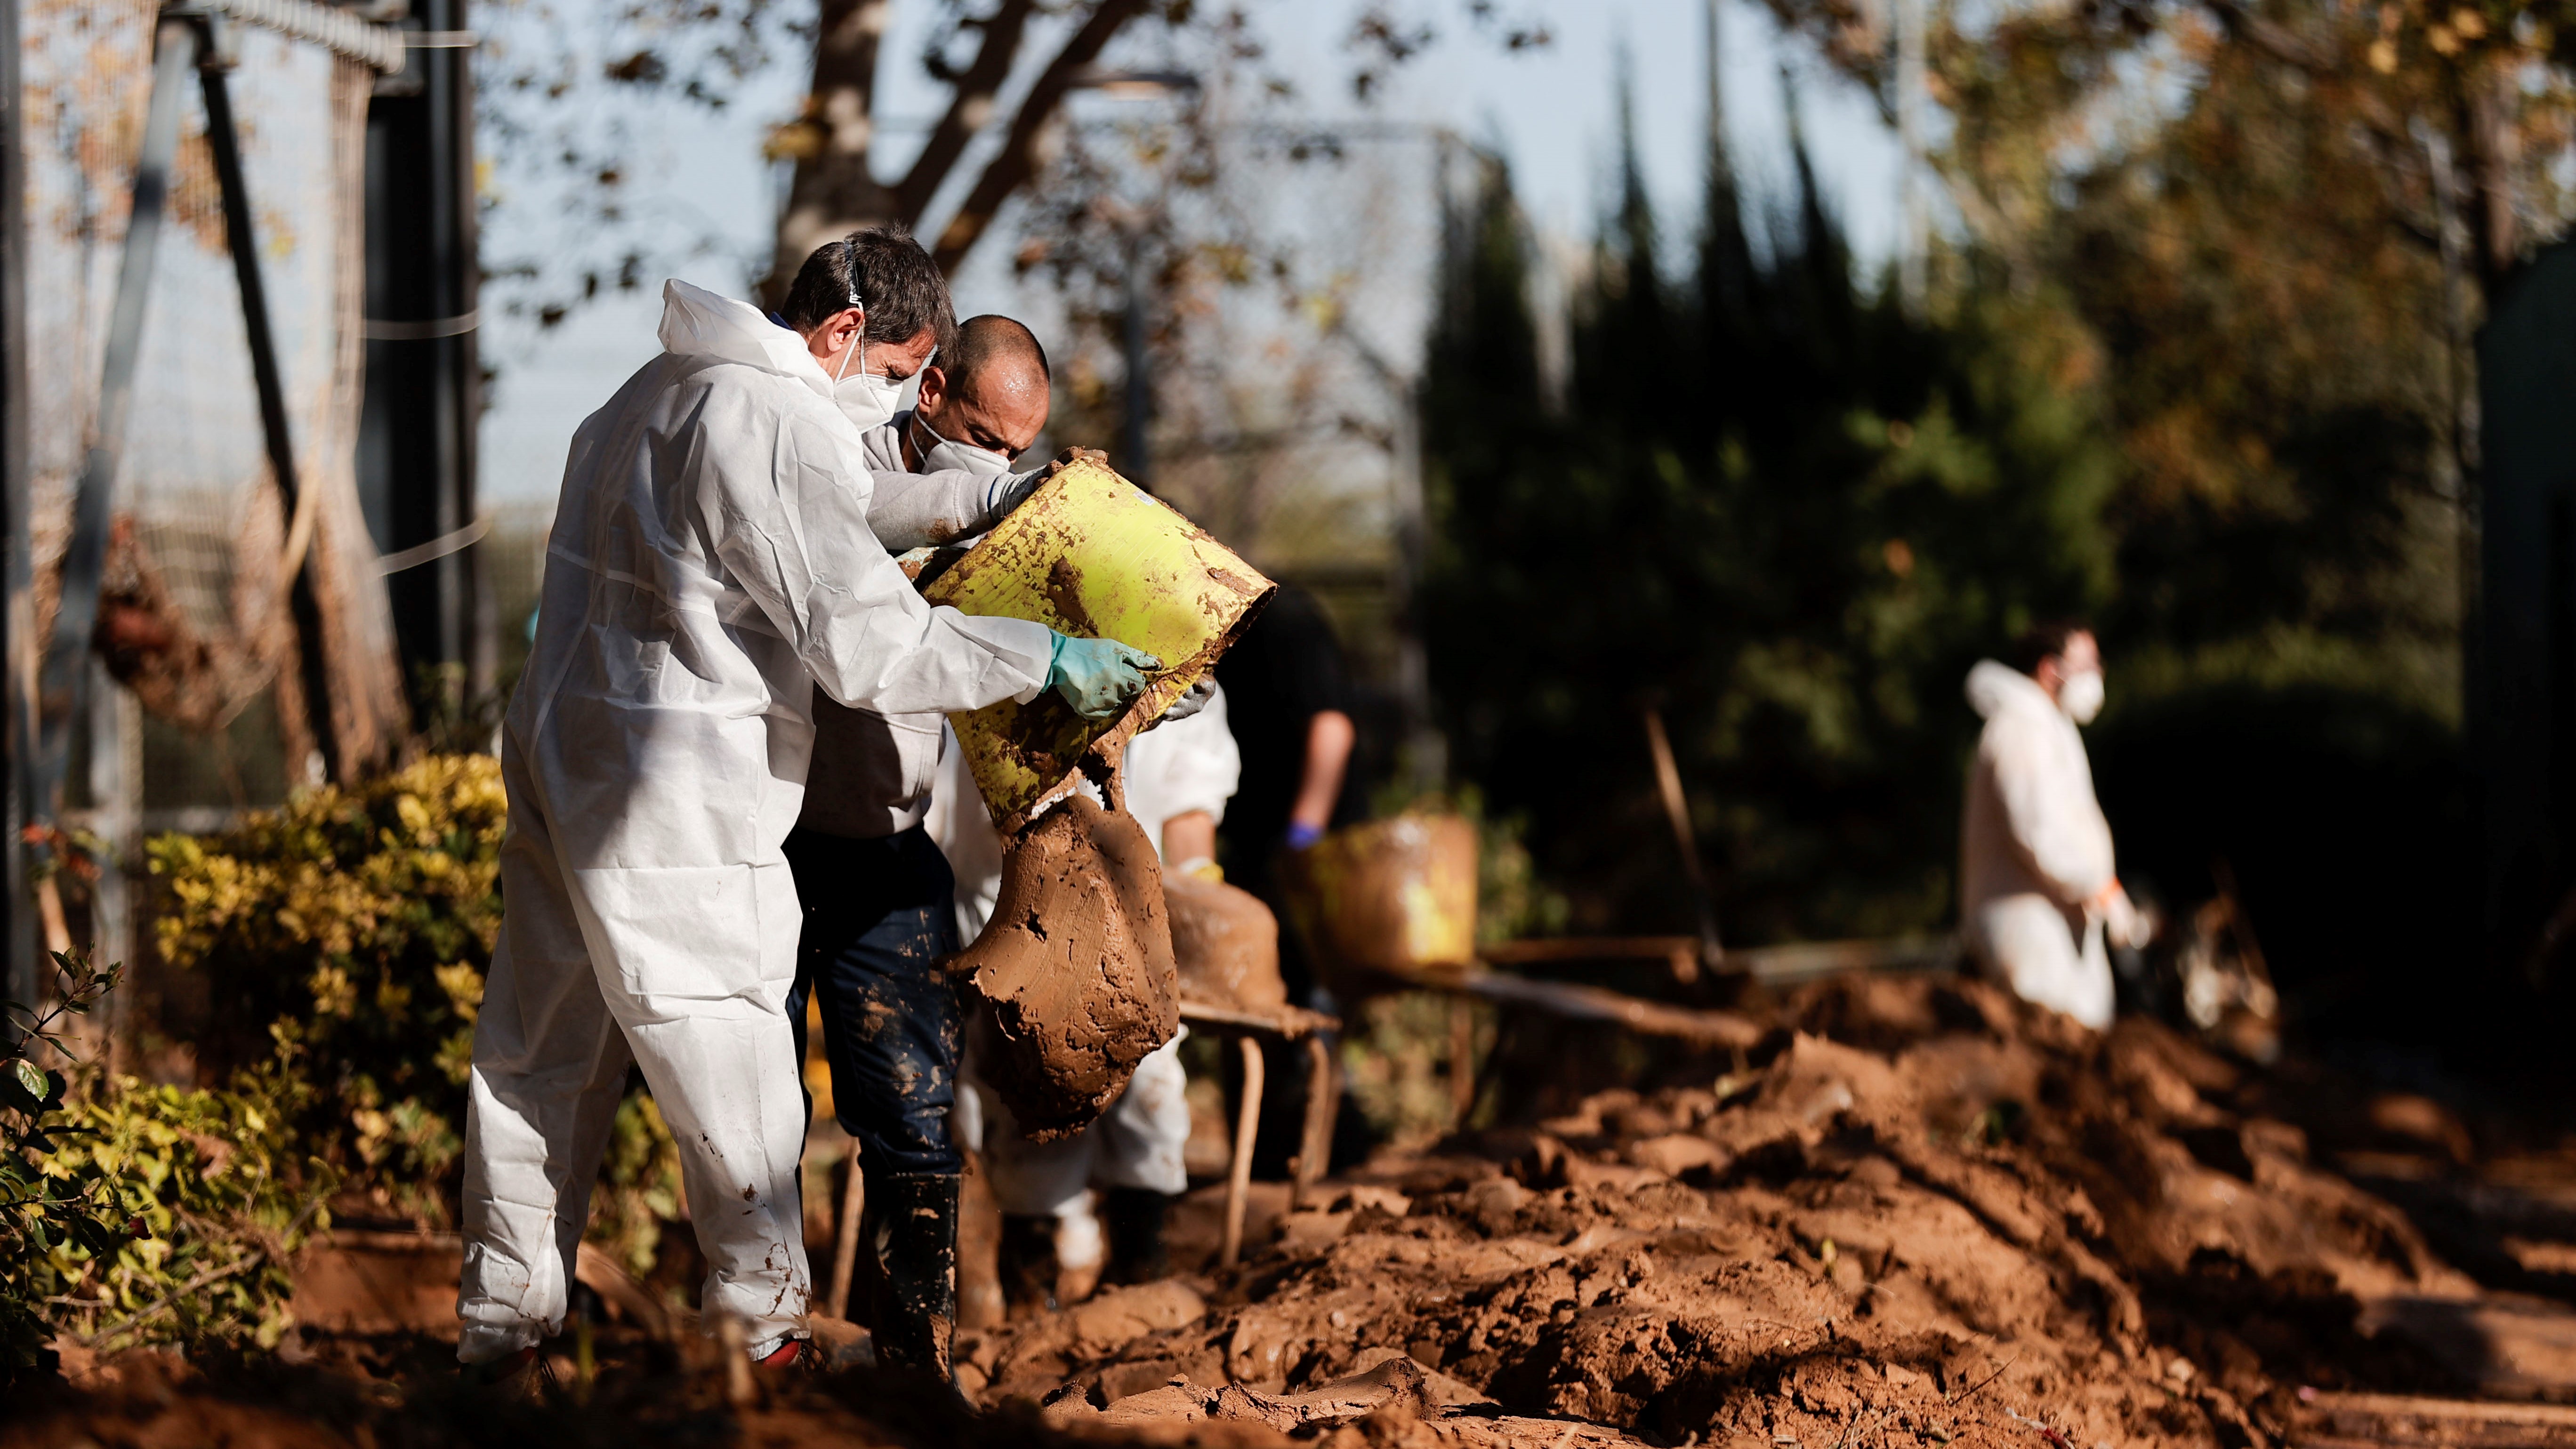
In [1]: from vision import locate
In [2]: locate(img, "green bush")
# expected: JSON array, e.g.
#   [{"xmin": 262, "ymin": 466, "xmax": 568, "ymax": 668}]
[
  {"xmin": 149, "ymin": 754, "xmax": 502, "ymax": 1224},
  {"xmin": 4, "ymin": 952, "xmax": 130, "ymax": 1376},
  {"xmin": 148, "ymin": 755, "xmax": 682, "ymax": 1274},
  {"xmin": 41, "ymin": 1060, "xmax": 330, "ymax": 1356},
  {"xmin": 4, "ymin": 953, "xmax": 325, "ymax": 1380}
]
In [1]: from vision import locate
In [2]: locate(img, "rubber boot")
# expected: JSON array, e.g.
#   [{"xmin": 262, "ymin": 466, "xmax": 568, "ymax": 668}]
[
  {"xmin": 864, "ymin": 1173, "xmax": 961, "ymax": 1383},
  {"xmin": 1103, "ymin": 1187, "xmax": 1175, "ymax": 1284},
  {"xmin": 997, "ymin": 1212, "xmax": 1062, "ymax": 1317}
]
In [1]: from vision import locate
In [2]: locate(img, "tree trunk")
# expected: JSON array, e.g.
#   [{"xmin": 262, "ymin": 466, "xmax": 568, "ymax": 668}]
[
  {"xmin": 767, "ymin": 0, "xmax": 893, "ymax": 304},
  {"xmin": 2464, "ymin": 59, "xmax": 2521, "ymax": 297},
  {"xmin": 930, "ymin": 0, "xmax": 1144, "ymax": 274}
]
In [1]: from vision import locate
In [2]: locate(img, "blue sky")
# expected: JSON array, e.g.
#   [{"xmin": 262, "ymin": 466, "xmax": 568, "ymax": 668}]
[{"xmin": 476, "ymin": 0, "xmax": 1904, "ymax": 506}]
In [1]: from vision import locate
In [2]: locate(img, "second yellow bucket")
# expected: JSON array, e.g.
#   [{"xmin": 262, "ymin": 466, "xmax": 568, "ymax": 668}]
[
  {"xmin": 1282, "ymin": 812, "xmax": 1481, "ymax": 995},
  {"xmin": 922, "ymin": 458, "xmax": 1274, "ymax": 827}
]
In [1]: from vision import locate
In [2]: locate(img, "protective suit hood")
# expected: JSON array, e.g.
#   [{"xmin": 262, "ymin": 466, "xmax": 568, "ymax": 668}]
[
  {"xmin": 1964, "ymin": 658, "xmax": 2051, "ymax": 722},
  {"xmin": 654, "ymin": 279, "xmax": 833, "ymax": 397}
]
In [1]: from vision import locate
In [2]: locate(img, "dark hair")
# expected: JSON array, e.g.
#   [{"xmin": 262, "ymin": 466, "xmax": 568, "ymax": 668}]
[
  {"xmin": 781, "ymin": 224, "xmax": 955, "ymax": 359},
  {"xmin": 2006, "ymin": 620, "xmax": 2092, "ymax": 677},
  {"xmin": 942, "ymin": 314, "xmax": 1050, "ymax": 390}
]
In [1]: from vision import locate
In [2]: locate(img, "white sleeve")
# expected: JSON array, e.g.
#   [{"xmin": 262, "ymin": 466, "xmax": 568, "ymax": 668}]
[
  {"xmin": 927, "ymin": 724, "xmax": 1007, "ymax": 940},
  {"xmin": 702, "ymin": 400, "xmax": 1055, "ymax": 713},
  {"xmin": 1982, "ymin": 714, "xmax": 2114, "ymax": 905},
  {"xmin": 1147, "ymin": 685, "xmax": 1241, "ymax": 826},
  {"xmin": 865, "ymin": 466, "xmax": 1025, "ymax": 551}
]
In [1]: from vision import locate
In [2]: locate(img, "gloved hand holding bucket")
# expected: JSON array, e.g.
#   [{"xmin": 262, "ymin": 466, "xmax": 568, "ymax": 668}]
[{"xmin": 923, "ymin": 458, "xmax": 1275, "ymax": 1138}]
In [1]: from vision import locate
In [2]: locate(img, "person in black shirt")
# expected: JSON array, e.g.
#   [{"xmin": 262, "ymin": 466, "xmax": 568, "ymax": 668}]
[
  {"xmin": 1212, "ymin": 583, "xmax": 1368, "ymax": 1178},
  {"xmin": 1215, "ymin": 583, "xmax": 1366, "ymax": 1005}
]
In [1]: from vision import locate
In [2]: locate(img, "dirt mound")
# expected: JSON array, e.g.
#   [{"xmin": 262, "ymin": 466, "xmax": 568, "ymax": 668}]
[
  {"xmin": 1165, "ymin": 874, "xmax": 1286, "ymax": 1011},
  {"xmin": 18, "ymin": 974, "xmax": 2558, "ymax": 1449},
  {"xmin": 962, "ymin": 975, "xmax": 2489, "ymax": 1447}
]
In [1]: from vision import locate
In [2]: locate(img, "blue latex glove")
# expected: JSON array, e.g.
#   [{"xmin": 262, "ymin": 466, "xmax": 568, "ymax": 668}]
[{"xmin": 1046, "ymin": 634, "xmax": 1160, "ymax": 719}]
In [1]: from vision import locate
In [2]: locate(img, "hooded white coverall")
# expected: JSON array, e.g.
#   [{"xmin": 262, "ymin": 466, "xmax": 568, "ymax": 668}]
[
  {"xmin": 1959, "ymin": 659, "xmax": 2118, "ymax": 1029},
  {"xmin": 934, "ymin": 689, "xmax": 1239, "ymax": 1237},
  {"xmin": 457, "ymin": 281, "xmax": 1057, "ymax": 1362}
]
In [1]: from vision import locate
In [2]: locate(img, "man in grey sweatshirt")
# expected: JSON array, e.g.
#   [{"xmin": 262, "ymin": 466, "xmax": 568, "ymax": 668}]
[{"xmin": 789, "ymin": 315, "xmax": 1056, "ymax": 1381}]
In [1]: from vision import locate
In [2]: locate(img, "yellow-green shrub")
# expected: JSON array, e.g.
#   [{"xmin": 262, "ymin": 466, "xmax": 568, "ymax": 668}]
[
  {"xmin": 5, "ymin": 954, "xmax": 323, "ymax": 1381},
  {"xmin": 148, "ymin": 755, "xmax": 682, "ymax": 1272},
  {"xmin": 36, "ymin": 1061, "xmax": 330, "ymax": 1356},
  {"xmin": 150, "ymin": 755, "xmax": 502, "ymax": 1225}
]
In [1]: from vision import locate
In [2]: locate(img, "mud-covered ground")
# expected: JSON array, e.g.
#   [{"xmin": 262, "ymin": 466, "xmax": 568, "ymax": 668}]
[
  {"xmin": 970, "ymin": 974, "xmax": 2576, "ymax": 1446},
  {"xmin": 16, "ymin": 973, "xmax": 2576, "ymax": 1449}
]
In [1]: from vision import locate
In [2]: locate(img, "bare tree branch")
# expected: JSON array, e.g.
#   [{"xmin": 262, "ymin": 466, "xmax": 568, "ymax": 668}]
[
  {"xmin": 931, "ymin": 0, "xmax": 1149, "ymax": 276},
  {"xmin": 895, "ymin": 0, "xmax": 1040, "ymax": 223}
]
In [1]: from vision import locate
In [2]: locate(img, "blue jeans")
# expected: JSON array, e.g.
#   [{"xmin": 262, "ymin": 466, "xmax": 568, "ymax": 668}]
[{"xmin": 782, "ymin": 825, "xmax": 964, "ymax": 1179}]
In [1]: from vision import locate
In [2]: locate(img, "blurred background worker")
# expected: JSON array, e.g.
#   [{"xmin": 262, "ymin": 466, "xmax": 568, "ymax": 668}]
[
  {"xmin": 934, "ymin": 684, "xmax": 1240, "ymax": 1312},
  {"xmin": 1212, "ymin": 585, "xmax": 1363, "ymax": 1176},
  {"xmin": 1960, "ymin": 622, "xmax": 2151, "ymax": 1030},
  {"xmin": 1214, "ymin": 585, "xmax": 1364, "ymax": 1006},
  {"xmin": 779, "ymin": 284, "xmax": 1149, "ymax": 1382}
]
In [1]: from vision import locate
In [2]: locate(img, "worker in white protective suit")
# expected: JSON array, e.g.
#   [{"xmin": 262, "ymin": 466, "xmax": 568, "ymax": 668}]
[
  {"xmin": 1959, "ymin": 623, "xmax": 2150, "ymax": 1030},
  {"xmin": 931, "ymin": 685, "xmax": 1238, "ymax": 1311},
  {"xmin": 456, "ymin": 226, "xmax": 1160, "ymax": 1382}
]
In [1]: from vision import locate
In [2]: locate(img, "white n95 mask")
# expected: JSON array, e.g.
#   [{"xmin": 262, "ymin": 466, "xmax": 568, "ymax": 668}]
[
  {"xmin": 911, "ymin": 414, "xmax": 1013, "ymax": 482},
  {"xmin": 829, "ymin": 317, "xmax": 904, "ymax": 430},
  {"xmin": 835, "ymin": 371, "xmax": 903, "ymax": 431},
  {"xmin": 832, "ymin": 344, "xmax": 904, "ymax": 431},
  {"xmin": 2058, "ymin": 669, "xmax": 2105, "ymax": 724}
]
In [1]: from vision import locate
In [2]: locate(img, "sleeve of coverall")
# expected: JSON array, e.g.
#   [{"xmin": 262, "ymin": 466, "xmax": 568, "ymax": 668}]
[
  {"xmin": 1982, "ymin": 713, "xmax": 2113, "ymax": 906},
  {"xmin": 706, "ymin": 403, "xmax": 1056, "ymax": 715},
  {"xmin": 864, "ymin": 467, "xmax": 1030, "ymax": 551},
  {"xmin": 1151, "ymin": 686, "xmax": 1243, "ymax": 826}
]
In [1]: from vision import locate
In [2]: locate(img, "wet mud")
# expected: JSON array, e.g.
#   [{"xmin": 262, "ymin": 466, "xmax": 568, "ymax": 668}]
[
  {"xmin": 1164, "ymin": 874, "xmax": 1287, "ymax": 1011},
  {"xmin": 957, "ymin": 974, "xmax": 2515, "ymax": 1447},
  {"xmin": 957, "ymin": 793, "xmax": 1180, "ymax": 1140},
  {"xmin": 23, "ymin": 973, "xmax": 2576, "ymax": 1447}
]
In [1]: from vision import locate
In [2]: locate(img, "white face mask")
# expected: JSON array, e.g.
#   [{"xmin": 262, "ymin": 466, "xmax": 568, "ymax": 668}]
[
  {"xmin": 2058, "ymin": 668, "xmax": 2105, "ymax": 725},
  {"xmin": 911, "ymin": 413, "xmax": 1012, "ymax": 481},
  {"xmin": 831, "ymin": 331, "xmax": 904, "ymax": 431}
]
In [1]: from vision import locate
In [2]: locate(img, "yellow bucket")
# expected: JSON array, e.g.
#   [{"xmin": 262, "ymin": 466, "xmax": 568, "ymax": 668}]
[
  {"xmin": 922, "ymin": 459, "xmax": 1274, "ymax": 826},
  {"xmin": 1283, "ymin": 813, "xmax": 1480, "ymax": 995}
]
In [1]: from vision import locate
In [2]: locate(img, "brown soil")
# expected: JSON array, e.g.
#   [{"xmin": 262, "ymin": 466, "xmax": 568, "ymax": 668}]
[
  {"xmin": 959, "ymin": 793, "xmax": 1180, "ymax": 1139},
  {"xmin": 1165, "ymin": 874, "xmax": 1287, "ymax": 1011},
  {"xmin": 19, "ymin": 973, "xmax": 2576, "ymax": 1449},
  {"xmin": 955, "ymin": 974, "xmax": 2557, "ymax": 1447}
]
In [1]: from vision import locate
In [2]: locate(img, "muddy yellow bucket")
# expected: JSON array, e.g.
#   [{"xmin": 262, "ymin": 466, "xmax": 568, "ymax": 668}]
[
  {"xmin": 1283, "ymin": 812, "xmax": 1480, "ymax": 995},
  {"xmin": 922, "ymin": 458, "xmax": 1274, "ymax": 827}
]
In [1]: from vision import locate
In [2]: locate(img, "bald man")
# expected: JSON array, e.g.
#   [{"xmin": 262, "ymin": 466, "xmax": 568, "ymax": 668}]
[
  {"xmin": 784, "ymin": 315, "xmax": 1055, "ymax": 1379},
  {"xmin": 858, "ymin": 314, "xmax": 1054, "ymax": 550}
]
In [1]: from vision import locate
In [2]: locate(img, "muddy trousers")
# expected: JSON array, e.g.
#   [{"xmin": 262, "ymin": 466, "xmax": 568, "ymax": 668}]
[
  {"xmin": 783, "ymin": 826, "xmax": 963, "ymax": 1373},
  {"xmin": 783, "ymin": 826, "xmax": 966, "ymax": 1176}
]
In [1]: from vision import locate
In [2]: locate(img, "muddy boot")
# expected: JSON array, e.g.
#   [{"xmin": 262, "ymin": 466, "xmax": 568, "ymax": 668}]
[
  {"xmin": 866, "ymin": 1173, "xmax": 961, "ymax": 1383},
  {"xmin": 1103, "ymin": 1187, "xmax": 1175, "ymax": 1283},
  {"xmin": 458, "ymin": 1344, "xmax": 550, "ymax": 1397},
  {"xmin": 998, "ymin": 1212, "xmax": 1062, "ymax": 1317}
]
